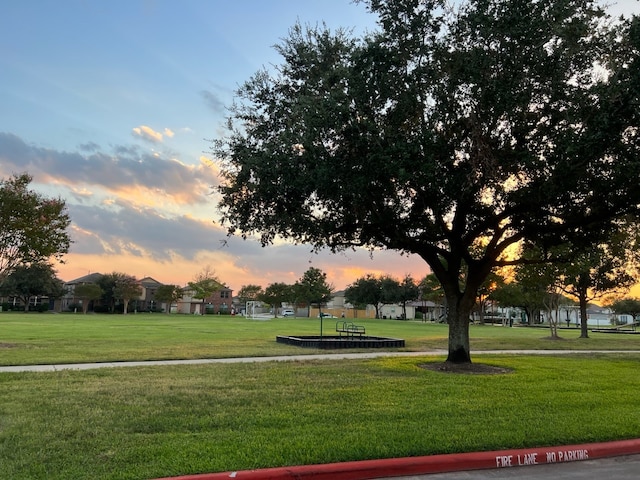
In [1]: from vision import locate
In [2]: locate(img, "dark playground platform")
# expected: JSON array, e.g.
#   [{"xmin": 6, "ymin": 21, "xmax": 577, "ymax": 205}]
[{"xmin": 276, "ymin": 335, "xmax": 405, "ymax": 349}]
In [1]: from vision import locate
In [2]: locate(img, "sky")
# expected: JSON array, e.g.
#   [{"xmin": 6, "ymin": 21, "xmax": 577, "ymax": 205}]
[{"xmin": 1, "ymin": 1, "xmax": 639, "ymax": 293}]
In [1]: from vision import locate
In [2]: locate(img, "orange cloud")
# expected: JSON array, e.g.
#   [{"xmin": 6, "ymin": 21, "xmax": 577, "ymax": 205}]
[{"xmin": 132, "ymin": 125, "xmax": 173, "ymax": 143}]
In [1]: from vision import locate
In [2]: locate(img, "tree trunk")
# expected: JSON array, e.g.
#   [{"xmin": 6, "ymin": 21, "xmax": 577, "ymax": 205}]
[
  {"xmin": 548, "ymin": 308, "xmax": 559, "ymax": 338},
  {"xmin": 445, "ymin": 294, "xmax": 473, "ymax": 364},
  {"xmin": 578, "ymin": 293, "xmax": 589, "ymax": 338}
]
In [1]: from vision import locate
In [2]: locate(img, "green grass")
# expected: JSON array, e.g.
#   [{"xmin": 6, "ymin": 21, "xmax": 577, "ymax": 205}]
[
  {"xmin": 1, "ymin": 312, "xmax": 639, "ymax": 365},
  {"xmin": 1, "ymin": 354, "xmax": 639, "ymax": 480},
  {"xmin": 1, "ymin": 312, "xmax": 640, "ymax": 479}
]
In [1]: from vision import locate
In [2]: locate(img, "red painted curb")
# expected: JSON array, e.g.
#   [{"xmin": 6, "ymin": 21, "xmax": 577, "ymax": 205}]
[{"xmin": 153, "ymin": 438, "xmax": 640, "ymax": 480}]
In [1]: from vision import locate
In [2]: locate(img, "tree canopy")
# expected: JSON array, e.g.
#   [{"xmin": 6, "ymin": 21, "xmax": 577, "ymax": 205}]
[
  {"xmin": 215, "ymin": 0, "xmax": 640, "ymax": 363},
  {"xmin": 187, "ymin": 266, "xmax": 223, "ymax": 310},
  {"xmin": 345, "ymin": 274, "xmax": 386, "ymax": 318},
  {"xmin": 555, "ymin": 225, "xmax": 639, "ymax": 338},
  {"xmin": 344, "ymin": 274, "xmax": 419, "ymax": 319},
  {"xmin": 73, "ymin": 283, "xmax": 104, "ymax": 314},
  {"xmin": 237, "ymin": 284, "xmax": 264, "ymax": 306},
  {"xmin": 259, "ymin": 282, "xmax": 293, "ymax": 316},
  {"xmin": 0, "ymin": 173, "xmax": 71, "ymax": 282},
  {"xmin": 610, "ymin": 297, "xmax": 640, "ymax": 323},
  {"xmin": 293, "ymin": 267, "xmax": 333, "ymax": 307},
  {"xmin": 113, "ymin": 273, "xmax": 142, "ymax": 315},
  {"xmin": 154, "ymin": 284, "xmax": 183, "ymax": 314},
  {"xmin": 0, "ymin": 262, "xmax": 64, "ymax": 312}
]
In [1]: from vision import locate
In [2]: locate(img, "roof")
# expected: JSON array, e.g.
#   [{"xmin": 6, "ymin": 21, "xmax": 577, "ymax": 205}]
[
  {"xmin": 139, "ymin": 277, "xmax": 163, "ymax": 287},
  {"xmin": 65, "ymin": 272, "xmax": 103, "ymax": 285}
]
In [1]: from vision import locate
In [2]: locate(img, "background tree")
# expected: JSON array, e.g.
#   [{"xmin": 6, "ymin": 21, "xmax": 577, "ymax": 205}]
[
  {"xmin": 97, "ymin": 273, "xmax": 118, "ymax": 313},
  {"xmin": 344, "ymin": 274, "xmax": 417, "ymax": 319},
  {"xmin": 507, "ymin": 246, "xmax": 558, "ymax": 326},
  {"xmin": 475, "ymin": 272, "xmax": 506, "ymax": 325},
  {"xmin": 73, "ymin": 283, "xmax": 103, "ymax": 314},
  {"xmin": 0, "ymin": 173, "xmax": 71, "ymax": 283},
  {"xmin": 237, "ymin": 284, "xmax": 264, "ymax": 310},
  {"xmin": 379, "ymin": 275, "xmax": 401, "ymax": 317},
  {"xmin": 419, "ymin": 274, "xmax": 445, "ymax": 321},
  {"xmin": 556, "ymin": 221, "xmax": 640, "ymax": 338},
  {"xmin": 187, "ymin": 266, "xmax": 222, "ymax": 314},
  {"xmin": 293, "ymin": 267, "xmax": 333, "ymax": 311},
  {"xmin": 396, "ymin": 275, "xmax": 420, "ymax": 320},
  {"xmin": 610, "ymin": 298, "xmax": 640, "ymax": 325},
  {"xmin": 489, "ymin": 281, "xmax": 528, "ymax": 325},
  {"xmin": 154, "ymin": 284, "xmax": 183, "ymax": 314},
  {"xmin": 0, "ymin": 262, "xmax": 64, "ymax": 312},
  {"xmin": 558, "ymin": 249, "xmax": 635, "ymax": 338},
  {"xmin": 47, "ymin": 275, "xmax": 66, "ymax": 308},
  {"xmin": 345, "ymin": 274, "xmax": 384, "ymax": 319},
  {"xmin": 113, "ymin": 274, "xmax": 142, "ymax": 315},
  {"xmin": 215, "ymin": 0, "xmax": 640, "ymax": 363},
  {"xmin": 258, "ymin": 282, "xmax": 292, "ymax": 317},
  {"xmin": 293, "ymin": 267, "xmax": 333, "ymax": 336}
]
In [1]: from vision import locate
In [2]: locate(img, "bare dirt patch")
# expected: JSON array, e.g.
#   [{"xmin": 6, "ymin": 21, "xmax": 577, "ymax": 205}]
[
  {"xmin": 542, "ymin": 335, "xmax": 566, "ymax": 341},
  {"xmin": 0, "ymin": 343, "xmax": 17, "ymax": 349},
  {"xmin": 420, "ymin": 362, "xmax": 513, "ymax": 375}
]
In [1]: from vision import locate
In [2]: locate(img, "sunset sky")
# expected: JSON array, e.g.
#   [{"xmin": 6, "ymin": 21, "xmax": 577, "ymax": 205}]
[{"xmin": 1, "ymin": 1, "xmax": 638, "ymax": 292}]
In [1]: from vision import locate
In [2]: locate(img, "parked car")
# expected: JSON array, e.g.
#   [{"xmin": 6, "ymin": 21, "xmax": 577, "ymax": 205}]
[
  {"xmin": 317, "ymin": 312, "xmax": 337, "ymax": 318},
  {"xmin": 282, "ymin": 309, "xmax": 295, "ymax": 317}
]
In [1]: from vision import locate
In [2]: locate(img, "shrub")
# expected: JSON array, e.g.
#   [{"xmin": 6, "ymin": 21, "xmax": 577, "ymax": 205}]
[{"xmin": 67, "ymin": 303, "xmax": 83, "ymax": 313}]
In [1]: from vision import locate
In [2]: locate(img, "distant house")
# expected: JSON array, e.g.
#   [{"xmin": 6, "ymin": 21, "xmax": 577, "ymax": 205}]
[
  {"xmin": 63, "ymin": 274, "xmax": 165, "ymax": 313},
  {"xmin": 62, "ymin": 272, "xmax": 236, "ymax": 314},
  {"xmin": 176, "ymin": 284, "xmax": 234, "ymax": 315},
  {"xmin": 61, "ymin": 272, "xmax": 105, "ymax": 312},
  {"xmin": 132, "ymin": 277, "xmax": 163, "ymax": 312}
]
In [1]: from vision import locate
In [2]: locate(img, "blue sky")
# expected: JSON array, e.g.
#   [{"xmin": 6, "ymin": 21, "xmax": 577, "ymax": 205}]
[
  {"xmin": 1, "ymin": 0, "xmax": 639, "ymax": 291},
  {"xmin": 0, "ymin": 0, "xmax": 411, "ymax": 290}
]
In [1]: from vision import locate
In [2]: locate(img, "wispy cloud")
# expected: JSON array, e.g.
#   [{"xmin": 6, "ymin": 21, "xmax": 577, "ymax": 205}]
[
  {"xmin": 132, "ymin": 125, "xmax": 174, "ymax": 143},
  {"xmin": 200, "ymin": 89, "xmax": 226, "ymax": 114},
  {"xmin": 0, "ymin": 132, "xmax": 218, "ymax": 205},
  {"xmin": 78, "ymin": 141, "xmax": 101, "ymax": 152},
  {"xmin": 68, "ymin": 199, "xmax": 221, "ymax": 259}
]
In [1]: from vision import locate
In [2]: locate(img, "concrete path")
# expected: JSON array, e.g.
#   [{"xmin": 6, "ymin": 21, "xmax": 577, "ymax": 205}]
[{"xmin": 1, "ymin": 349, "xmax": 636, "ymax": 373}]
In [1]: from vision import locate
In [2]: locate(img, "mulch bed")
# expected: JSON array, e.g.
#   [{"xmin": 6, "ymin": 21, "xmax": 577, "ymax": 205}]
[{"xmin": 420, "ymin": 362, "xmax": 513, "ymax": 375}]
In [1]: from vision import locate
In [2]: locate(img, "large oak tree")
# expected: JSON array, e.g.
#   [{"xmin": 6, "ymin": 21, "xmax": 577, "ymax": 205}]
[
  {"xmin": 0, "ymin": 173, "xmax": 71, "ymax": 282},
  {"xmin": 215, "ymin": 0, "xmax": 640, "ymax": 363}
]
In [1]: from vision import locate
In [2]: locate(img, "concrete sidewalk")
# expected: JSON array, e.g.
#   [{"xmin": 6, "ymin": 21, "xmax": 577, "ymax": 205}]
[
  {"xmin": 0, "ymin": 351, "xmax": 444, "ymax": 372},
  {"xmin": 0, "ymin": 349, "xmax": 635, "ymax": 373}
]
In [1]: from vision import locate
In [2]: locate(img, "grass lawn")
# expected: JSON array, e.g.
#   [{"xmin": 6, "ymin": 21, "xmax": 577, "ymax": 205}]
[
  {"xmin": 1, "ymin": 313, "xmax": 640, "ymax": 479},
  {"xmin": 1, "ymin": 312, "xmax": 639, "ymax": 365}
]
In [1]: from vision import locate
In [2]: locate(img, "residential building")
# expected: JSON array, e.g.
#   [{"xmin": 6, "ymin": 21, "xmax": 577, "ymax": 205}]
[
  {"xmin": 60, "ymin": 272, "xmax": 104, "ymax": 312},
  {"xmin": 176, "ymin": 284, "xmax": 234, "ymax": 314}
]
